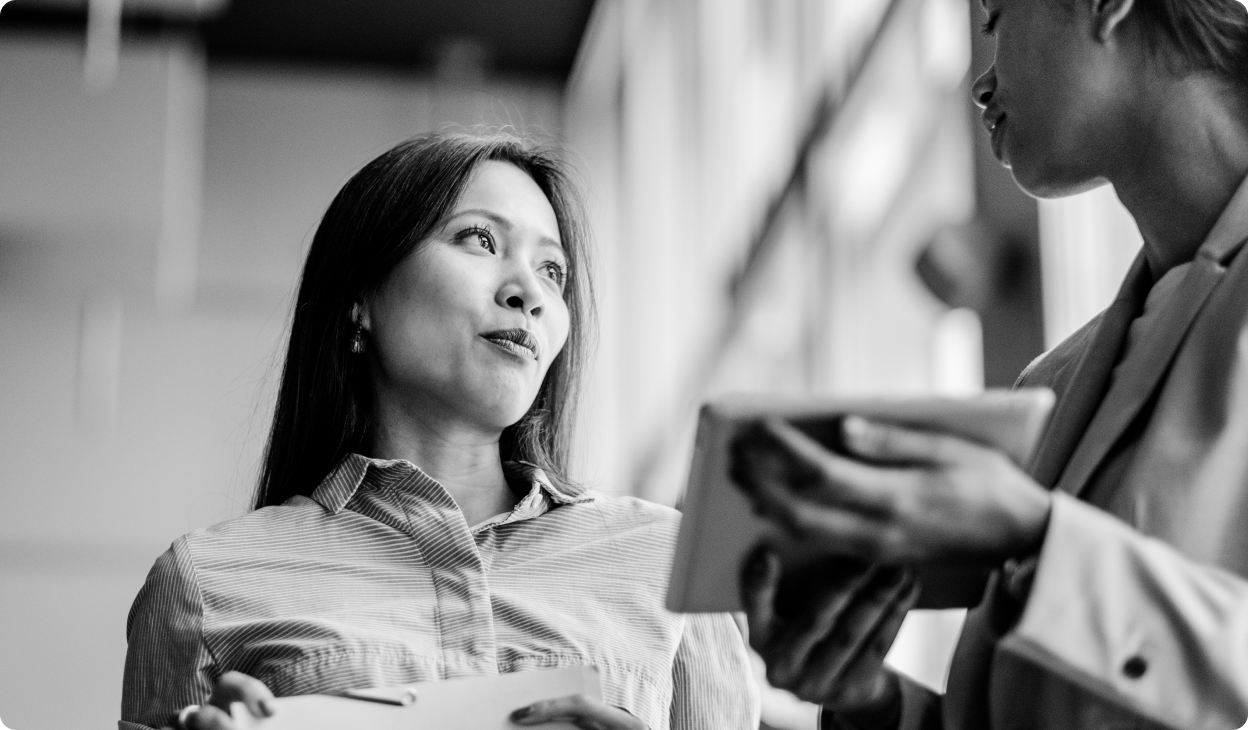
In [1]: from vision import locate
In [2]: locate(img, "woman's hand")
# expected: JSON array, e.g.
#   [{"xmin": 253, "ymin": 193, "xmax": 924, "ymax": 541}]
[
  {"xmin": 510, "ymin": 695, "xmax": 647, "ymax": 730},
  {"xmin": 742, "ymin": 548, "xmax": 917, "ymax": 726},
  {"xmin": 731, "ymin": 416, "xmax": 1053, "ymax": 564},
  {"xmin": 170, "ymin": 671, "xmax": 275, "ymax": 730}
]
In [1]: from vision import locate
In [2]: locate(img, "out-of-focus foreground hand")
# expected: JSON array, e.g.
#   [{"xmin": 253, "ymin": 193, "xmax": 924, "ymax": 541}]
[
  {"xmin": 510, "ymin": 695, "xmax": 648, "ymax": 730},
  {"xmin": 741, "ymin": 547, "xmax": 917, "ymax": 728},
  {"xmin": 168, "ymin": 671, "xmax": 275, "ymax": 730},
  {"xmin": 731, "ymin": 416, "xmax": 1053, "ymax": 564}
]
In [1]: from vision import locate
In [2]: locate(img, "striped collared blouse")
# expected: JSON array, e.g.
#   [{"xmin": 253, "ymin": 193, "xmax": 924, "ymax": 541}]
[{"xmin": 120, "ymin": 454, "xmax": 760, "ymax": 730}]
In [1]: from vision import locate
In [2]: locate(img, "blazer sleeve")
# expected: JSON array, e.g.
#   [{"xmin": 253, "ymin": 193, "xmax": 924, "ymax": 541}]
[
  {"xmin": 668, "ymin": 612, "xmax": 761, "ymax": 730},
  {"xmin": 1000, "ymin": 492, "xmax": 1248, "ymax": 730},
  {"xmin": 120, "ymin": 538, "xmax": 216, "ymax": 730}
]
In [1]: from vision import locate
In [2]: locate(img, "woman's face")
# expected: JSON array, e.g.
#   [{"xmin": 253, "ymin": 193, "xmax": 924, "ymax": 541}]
[
  {"xmin": 973, "ymin": 0, "xmax": 1135, "ymax": 197},
  {"xmin": 363, "ymin": 160, "xmax": 571, "ymax": 434}
]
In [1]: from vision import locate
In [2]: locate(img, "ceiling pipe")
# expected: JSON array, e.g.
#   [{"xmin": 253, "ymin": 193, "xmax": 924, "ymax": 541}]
[
  {"xmin": 83, "ymin": 0, "xmax": 122, "ymax": 90},
  {"xmin": 2, "ymin": 0, "xmax": 230, "ymax": 90}
]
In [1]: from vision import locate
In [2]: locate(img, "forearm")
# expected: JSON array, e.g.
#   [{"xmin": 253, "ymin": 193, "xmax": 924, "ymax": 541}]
[{"xmin": 1003, "ymin": 492, "xmax": 1248, "ymax": 729}]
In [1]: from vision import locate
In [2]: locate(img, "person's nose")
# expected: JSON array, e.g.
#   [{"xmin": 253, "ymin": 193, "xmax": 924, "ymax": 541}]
[
  {"xmin": 497, "ymin": 265, "xmax": 545, "ymax": 319},
  {"xmin": 972, "ymin": 66, "xmax": 997, "ymax": 110}
]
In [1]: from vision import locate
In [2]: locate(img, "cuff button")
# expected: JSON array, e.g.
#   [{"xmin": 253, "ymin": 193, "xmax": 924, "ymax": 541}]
[{"xmin": 1122, "ymin": 655, "xmax": 1148, "ymax": 679}]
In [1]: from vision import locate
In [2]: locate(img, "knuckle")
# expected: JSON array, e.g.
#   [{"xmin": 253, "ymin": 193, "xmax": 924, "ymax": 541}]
[
  {"xmin": 877, "ymin": 525, "xmax": 908, "ymax": 562},
  {"xmin": 795, "ymin": 675, "xmax": 829, "ymax": 704},
  {"xmin": 869, "ymin": 426, "xmax": 893, "ymax": 455},
  {"xmin": 884, "ymin": 480, "xmax": 913, "ymax": 519},
  {"xmin": 533, "ymin": 699, "xmax": 558, "ymax": 713}
]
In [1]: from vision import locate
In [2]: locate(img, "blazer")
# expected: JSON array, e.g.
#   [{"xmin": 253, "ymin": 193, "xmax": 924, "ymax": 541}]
[{"xmin": 899, "ymin": 175, "xmax": 1248, "ymax": 730}]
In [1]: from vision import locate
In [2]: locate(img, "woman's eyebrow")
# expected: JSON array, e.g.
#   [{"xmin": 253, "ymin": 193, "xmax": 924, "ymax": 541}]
[{"xmin": 449, "ymin": 208, "xmax": 514, "ymax": 230}]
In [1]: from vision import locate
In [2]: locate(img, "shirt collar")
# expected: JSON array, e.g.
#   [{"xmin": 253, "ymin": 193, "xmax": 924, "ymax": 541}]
[
  {"xmin": 306, "ymin": 453, "xmax": 593, "ymax": 515},
  {"xmin": 1199, "ymin": 172, "xmax": 1248, "ymax": 263}
]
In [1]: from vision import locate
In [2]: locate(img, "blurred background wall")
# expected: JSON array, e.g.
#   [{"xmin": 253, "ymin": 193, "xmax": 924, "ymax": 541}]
[{"xmin": 0, "ymin": 0, "xmax": 1144, "ymax": 728}]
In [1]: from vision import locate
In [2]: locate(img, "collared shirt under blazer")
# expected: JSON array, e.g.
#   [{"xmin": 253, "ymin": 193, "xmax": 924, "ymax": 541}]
[{"xmin": 896, "ymin": 174, "xmax": 1248, "ymax": 730}]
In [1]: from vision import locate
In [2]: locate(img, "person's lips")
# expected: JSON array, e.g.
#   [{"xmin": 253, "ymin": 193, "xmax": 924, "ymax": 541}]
[
  {"xmin": 481, "ymin": 328, "xmax": 540, "ymax": 360},
  {"xmin": 982, "ymin": 110, "xmax": 1007, "ymax": 162}
]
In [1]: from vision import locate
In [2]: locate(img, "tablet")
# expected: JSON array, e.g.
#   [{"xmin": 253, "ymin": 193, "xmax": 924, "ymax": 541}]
[
  {"xmin": 231, "ymin": 666, "xmax": 602, "ymax": 730},
  {"xmin": 664, "ymin": 388, "xmax": 1056, "ymax": 613}
]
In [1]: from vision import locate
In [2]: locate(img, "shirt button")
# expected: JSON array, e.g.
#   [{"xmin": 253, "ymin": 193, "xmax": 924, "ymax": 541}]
[{"xmin": 1122, "ymin": 655, "xmax": 1148, "ymax": 679}]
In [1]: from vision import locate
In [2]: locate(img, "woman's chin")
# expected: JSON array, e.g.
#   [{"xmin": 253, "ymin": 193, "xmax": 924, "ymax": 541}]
[
  {"xmin": 467, "ymin": 390, "xmax": 541, "ymax": 434},
  {"xmin": 1009, "ymin": 160, "xmax": 1107, "ymax": 201}
]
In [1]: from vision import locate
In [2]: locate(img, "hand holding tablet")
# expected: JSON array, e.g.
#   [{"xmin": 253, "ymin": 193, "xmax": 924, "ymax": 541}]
[{"xmin": 665, "ymin": 388, "xmax": 1056, "ymax": 614}]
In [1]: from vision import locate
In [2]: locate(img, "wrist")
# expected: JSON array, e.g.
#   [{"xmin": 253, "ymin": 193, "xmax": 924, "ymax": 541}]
[
  {"xmin": 821, "ymin": 673, "xmax": 901, "ymax": 730},
  {"xmin": 1012, "ymin": 485, "xmax": 1052, "ymax": 556}
]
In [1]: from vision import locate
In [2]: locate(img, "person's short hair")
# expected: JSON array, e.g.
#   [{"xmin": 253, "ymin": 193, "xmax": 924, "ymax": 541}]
[
  {"xmin": 254, "ymin": 131, "xmax": 594, "ymax": 509},
  {"xmin": 1133, "ymin": 0, "xmax": 1248, "ymax": 80}
]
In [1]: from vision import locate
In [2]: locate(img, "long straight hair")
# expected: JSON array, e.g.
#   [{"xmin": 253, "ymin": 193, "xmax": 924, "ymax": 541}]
[{"xmin": 254, "ymin": 133, "xmax": 594, "ymax": 509}]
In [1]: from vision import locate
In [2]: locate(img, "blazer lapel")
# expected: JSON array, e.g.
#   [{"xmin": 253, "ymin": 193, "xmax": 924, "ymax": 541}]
[
  {"xmin": 1056, "ymin": 249, "xmax": 1234, "ymax": 498},
  {"xmin": 1029, "ymin": 255, "xmax": 1152, "ymax": 488}
]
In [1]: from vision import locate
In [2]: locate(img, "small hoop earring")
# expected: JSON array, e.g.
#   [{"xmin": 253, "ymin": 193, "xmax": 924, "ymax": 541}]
[{"xmin": 349, "ymin": 325, "xmax": 366, "ymax": 355}]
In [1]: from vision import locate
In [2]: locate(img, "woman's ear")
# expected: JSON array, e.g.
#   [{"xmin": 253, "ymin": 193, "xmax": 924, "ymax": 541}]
[{"xmin": 1091, "ymin": 0, "xmax": 1137, "ymax": 43}]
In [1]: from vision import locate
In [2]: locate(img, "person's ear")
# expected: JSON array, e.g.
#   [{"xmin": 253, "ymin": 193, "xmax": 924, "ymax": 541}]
[{"xmin": 1090, "ymin": 0, "xmax": 1136, "ymax": 43}]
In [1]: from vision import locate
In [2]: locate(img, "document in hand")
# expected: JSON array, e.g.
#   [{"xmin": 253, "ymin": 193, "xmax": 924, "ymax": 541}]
[
  {"xmin": 665, "ymin": 388, "xmax": 1056, "ymax": 614},
  {"xmin": 230, "ymin": 666, "xmax": 602, "ymax": 730}
]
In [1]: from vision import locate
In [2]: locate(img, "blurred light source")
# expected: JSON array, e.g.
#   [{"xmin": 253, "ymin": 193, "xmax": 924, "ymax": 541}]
[
  {"xmin": 837, "ymin": 100, "xmax": 911, "ymax": 234},
  {"xmin": 155, "ymin": 42, "xmax": 207, "ymax": 311},
  {"xmin": 931, "ymin": 308, "xmax": 984, "ymax": 396},
  {"xmin": 921, "ymin": 0, "xmax": 971, "ymax": 87},
  {"xmin": 1037, "ymin": 184, "xmax": 1142, "ymax": 347}
]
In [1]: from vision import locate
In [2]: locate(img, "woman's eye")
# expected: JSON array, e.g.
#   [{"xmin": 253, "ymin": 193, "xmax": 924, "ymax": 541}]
[
  {"xmin": 464, "ymin": 226, "xmax": 495, "ymax": 253},
  {"xmin": 543, "ymin": 262, "xmax": 566, "ymax": 288}
]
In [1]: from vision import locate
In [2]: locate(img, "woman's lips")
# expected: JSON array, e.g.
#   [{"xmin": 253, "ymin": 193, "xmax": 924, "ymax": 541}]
[
  {"xmin": 481, "ymin": 329, "xmax": 539, "ymax": 360},
  {"xmin": 988, "ymin": 115, "xmax": 1008, "ymax": 163}
]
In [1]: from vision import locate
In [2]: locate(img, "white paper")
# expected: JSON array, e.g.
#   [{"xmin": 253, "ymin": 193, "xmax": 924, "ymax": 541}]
[{"xmin": 232, "ymin": 666, "xmax": 602, "ymax": 730}]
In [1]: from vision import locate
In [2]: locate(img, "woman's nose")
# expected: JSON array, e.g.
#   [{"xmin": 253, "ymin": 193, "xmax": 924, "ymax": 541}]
[
  {"xmin": 498, "ymin": 271, "xmax": 544, "ymax": 318},
  {"xmin": 972, "ymin": 67, "xmax": 996, "ymax": 110}
]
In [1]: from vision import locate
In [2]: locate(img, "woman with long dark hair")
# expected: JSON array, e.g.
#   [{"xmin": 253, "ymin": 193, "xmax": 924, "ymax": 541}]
[
  {"xmin": 734, "ymin": 0, "xmax": 1248, "ymax": 729},
  {"xmin": 120, "ymin": 133, "xmax": 759, "ymax": 730}
]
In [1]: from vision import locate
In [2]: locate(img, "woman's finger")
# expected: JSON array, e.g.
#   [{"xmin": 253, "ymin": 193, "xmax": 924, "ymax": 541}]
[
  {"xmin": 733, "ymin": 428, "xmax": 877, "ymax": 541},
  {"xmin": 761, "ymin": 419, "xmax": 903, "ymax": 514},
  {"xmin": 740, "ymin": 546, "xmax": 783, "ymax": 650},
  {"xmin": 799, "ymin": 569, "xmax": 918, "ymax": 703},
  {"xmin": 185, "ymin": 704, "xmax": 235, "ymax": 730},
  {"xmin": 764, "ymin": 565, "xmax": 879, "ymax": 689},
  {"xmin": 731, "ymin": 428, "xmax": 813, "ymax": 535},
  {"xmin": 208, "ymin": 671, "xmax": 275, "ymax": 719},
  {"xmin": 842, "ymin": 416, "xmax": 980, "ymax": 466},
  {"xmin": 510, "ymin": 694, "xmax": 647, "ymax": 729},
  {"xmin": 783, "ymin": 498, "xmax": 905, "ymax": 561},
  {"xmin": 825, "ymin": 582, "xmax": 920, "ymax": 709}
]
